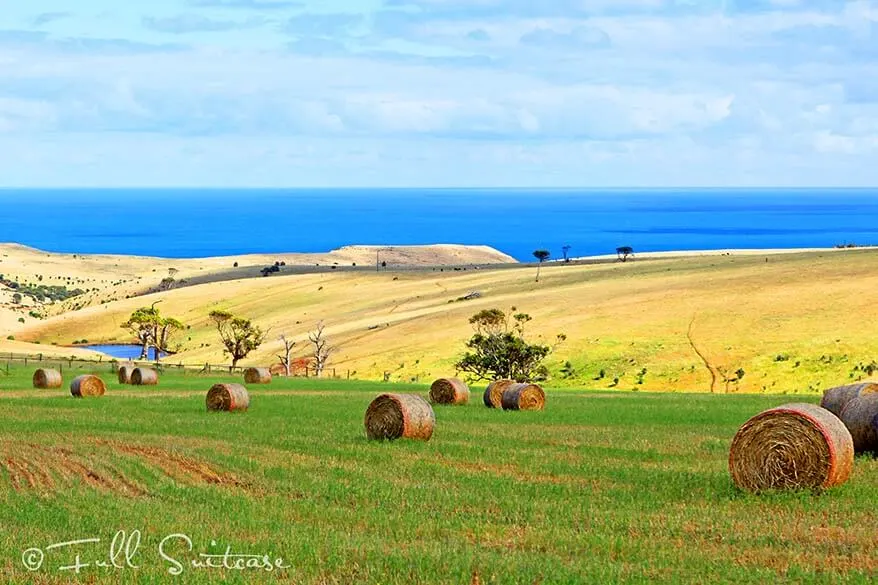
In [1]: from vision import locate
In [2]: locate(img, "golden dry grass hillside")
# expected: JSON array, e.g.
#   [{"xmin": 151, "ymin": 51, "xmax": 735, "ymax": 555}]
[
  {"xmin": 0, "ymin": 242, "xmax": 514, "ymax": 341},
  {"xmin": 11, "ymin": 247, "xmax": 878, "ymax": 393}
]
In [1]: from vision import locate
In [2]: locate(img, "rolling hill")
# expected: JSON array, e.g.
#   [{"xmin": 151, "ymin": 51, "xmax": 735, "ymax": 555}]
[{"xmin": 10, "ymin": 247, "xmax": 878, "ymax": 393}]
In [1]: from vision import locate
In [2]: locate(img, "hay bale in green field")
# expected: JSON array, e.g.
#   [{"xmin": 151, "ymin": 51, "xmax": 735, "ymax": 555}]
[
  {"xmin": 33, "ymin": 368, "xmax": 62, "ymax": 389},
  {"xmin": 820, "ymin": 382, "xmax": 878, "ymax": 418},
  {"xmin": 70, "ymin": 375, "xmax": 106, "ymax": 398},
  {"xmin": 429, "ymin": 377, "xmax": 470, "ymax": 405},
  {"xmin": 365, "ymin": 394, "xmax": 435, "ymax": 441},
  {"xmin": 131, "ymin": 368, "xmax": 158, "ymax": 386},
  {"xmin": 484, "ymin": 379, "xmax": 514, "ymax": 408},
  {"xmin": 206, "ymin": 383, "xmax": 250, "ymax": 412},
  {"xmin": 244, "ymin": 367, "xmax": 272, "ymax": 384},
  {"xmin": 839, "ymin": 392, "xmax": 878, "ymax": 453},
  {"xmin": 117, "ymin": 363, "xmax": 135, "ymax": 384},
  {"xmin": 501, "ymin": 383, "xmax": 546, "ymax": 411},
  {"xmin": 729, "ymin": 403, "xmax": 853, "ymax": 492}
]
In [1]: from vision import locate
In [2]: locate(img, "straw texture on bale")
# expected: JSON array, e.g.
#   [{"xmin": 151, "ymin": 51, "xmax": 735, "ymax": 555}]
[
  {"xmin": 70, "ymin": 375, "xmax": 107, "ymax": 398},
  {"xmin": 244, "ymin": 367, "xmax": 272, "ymax": 384},
  {"xmin": 33, "ymin": 368, "xmax": 62, "ymax": 389},
  {"xmin": 206, "ymin": 383, "xmax": 250, "ymax": 412},
  {"xmin": 820, "ymin": 383, "xmax": 878, "ymax": 418},
  {"xmin": 839, "ymin": 392, "xmax": 878, "ymax": 453},
  {"xmin": 484, "ymin": 379, "xmax": 515, "ymax": 408},
  {"xmin": 501, "ymin": 383, "xmax": 546, "ymax": 411},
  {"xmin": 131, "ymin": 368, "xmax": 158, "ymax": 386},
  {"xmin": 728, "ymin": 403, "xmax": 853, "ymax": 492},
  {"xmin": 117, "ymin": 363, "xmax": 135, "ymax": 384},
  {"xmin": 365, "ymin": 393, "xmax": 435, "ymax": 441},
  {"xmin": 429, "ymin": 377, "xmax": 470, "ymax": 405}
]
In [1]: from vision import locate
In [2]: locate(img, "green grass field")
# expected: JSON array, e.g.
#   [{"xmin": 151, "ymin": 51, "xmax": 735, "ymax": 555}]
[{"xmin": 2, "ymin": 365, "xmax": 877, "ymax": 584}]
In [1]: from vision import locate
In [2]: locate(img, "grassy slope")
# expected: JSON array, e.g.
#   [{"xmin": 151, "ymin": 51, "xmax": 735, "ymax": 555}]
[
  {"xmin": 1, "ymin": 365, "xmax": 876, "ymax": 584},
  {"xmin": 0, "ymin": 243, "xmax": 514, "ymax": 336},
  {"xmin": 17, "ymin": 249, "xmax": 878, "ymax": 393}
]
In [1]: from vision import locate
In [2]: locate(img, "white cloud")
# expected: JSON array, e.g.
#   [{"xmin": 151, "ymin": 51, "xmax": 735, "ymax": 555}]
[{"xmin": 0, "ymin": 0, "xmax": 875, "ymax": 185}]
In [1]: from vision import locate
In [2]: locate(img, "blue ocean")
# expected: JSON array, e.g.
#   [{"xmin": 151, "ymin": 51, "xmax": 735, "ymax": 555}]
[{"xmin": 2, "ymin": 188, "xmax": 878, "ymax": 261}]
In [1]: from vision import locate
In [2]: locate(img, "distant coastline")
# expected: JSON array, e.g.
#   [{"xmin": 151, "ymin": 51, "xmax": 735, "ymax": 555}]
[{"xmin": 1, "ymin": 188, "xmax": 877, "ymax": 261}]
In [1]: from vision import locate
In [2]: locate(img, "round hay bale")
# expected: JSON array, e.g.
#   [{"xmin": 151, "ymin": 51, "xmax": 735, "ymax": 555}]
[
  {"xmin": 33, "ymin": 368, "xmax": 62, "ymax": 389},
  {"xmin": 501, "ymin": 383, "xmax": 546, "ymax": 411},
  {"xmin": 839, "ymin": 393, "xmax": 878, "ymax": 453},
  {"xmin": 365, "ymin": 393, "xmax": 435, "ymax": 441},
  {"xmin": 131, "ymin": 368, "xmax": 158, "ymax": 386},
  {"xmin": 117, "ymin": 363, "xmax": 135, "ymax": 384},
  {"xmin": 429, "ymin": 377, "xmax": 470, "ymax": 405},
  {"xmin": 206, "ymin": 383, "xmax": 250, "ymax": 412},
  {"xmin": 729, "ymin": 403, "xmax": 853, "ymax": 492},
  {"xmin": 70, "ymin": 375, "xmax": 107, "ymax": 398},
  {"xmin": 820, "ymin": 382, "xmax": 878, "ymax": 418},
  {"xmin": 243, "ymin": 367, "xmax": 272, "ymax": 384},
  {"xmin": 483, "ymin": 379, "xmax": 515, "ymax": 408}
]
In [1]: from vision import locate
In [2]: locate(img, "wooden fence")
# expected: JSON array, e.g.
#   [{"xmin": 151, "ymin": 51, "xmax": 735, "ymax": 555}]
[{"xmin": 0, "ymin": 352, "xmax": 351, "ymax": 380}]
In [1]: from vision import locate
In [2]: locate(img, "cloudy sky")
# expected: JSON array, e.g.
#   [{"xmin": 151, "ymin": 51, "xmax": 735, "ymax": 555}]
[{"xmin": 0, "ymin": 0, "xmax": 876, "ymax": 187}]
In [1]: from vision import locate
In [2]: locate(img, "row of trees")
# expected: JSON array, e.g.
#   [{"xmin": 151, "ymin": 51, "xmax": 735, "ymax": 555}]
[
  {"xmin": 121, "ymin": 305, "xmax": 335, "ymax": 375},
  {"xmin": 530, "ymin": 245, "xmax": 634, "ymax": 282}
]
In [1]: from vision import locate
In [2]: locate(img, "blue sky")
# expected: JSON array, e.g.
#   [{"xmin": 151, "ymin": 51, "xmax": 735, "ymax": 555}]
[{"xmin": 0, "ymin": 0, "xmax": 876, "ymax": 187}]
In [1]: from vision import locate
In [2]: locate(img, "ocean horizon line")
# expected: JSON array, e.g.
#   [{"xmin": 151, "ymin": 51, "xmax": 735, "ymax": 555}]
[{"xmin": 1, "ymin": 186, "xmax": 877, "ymax": 190}]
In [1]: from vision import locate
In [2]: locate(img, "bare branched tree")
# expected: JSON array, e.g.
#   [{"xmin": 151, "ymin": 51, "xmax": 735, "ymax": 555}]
[
  {"xmin": 686, "ymin": 316, "xmax": 746, "ymax": 393},
  {"xmin": 687, "ymin": 316, "xmax": 717, "ymax": 393},
  {"xmin": 276, "ymin": 335, "xmax": 296, "ymax": 377},
  {"xmin": 308, "ymin": 321, "xmax": 335, "ymax": 377}
]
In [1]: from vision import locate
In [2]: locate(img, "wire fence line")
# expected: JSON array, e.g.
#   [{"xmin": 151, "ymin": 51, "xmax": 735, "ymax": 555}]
[{"xmin": 0, "ymin": 351, "xmax": 354, "ymax": 380}]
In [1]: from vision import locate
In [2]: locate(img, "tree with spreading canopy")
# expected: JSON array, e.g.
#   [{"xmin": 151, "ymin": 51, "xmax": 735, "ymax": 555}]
[
  {"xmin": 533, "ymin": 249, "xmax": 550, "ymax": 282},
  {"xmin": 121, "ymin": 306, "xmax": 160, "ymax": 360},
  {"xmin": 120, "ymin": 302, "xmax": 184, "ymax": 360},
  {"xmin": 455, "ymin": 307, "xmax": 565, "ymax": 382},
  {"xmin": 209, "ymin": 310, "xmax": 266, "ymax": 367},
  {"xmin": 616, "ymin": 246, "xmax": 634, "ymax": 262}
]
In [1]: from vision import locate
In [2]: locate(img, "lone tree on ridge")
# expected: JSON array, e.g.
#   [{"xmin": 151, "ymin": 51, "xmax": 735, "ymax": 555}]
[
  {"xmin": 616, "ymin": 246, "xmax": 634, "ymax": 262},
  {"xmin": 532, "ymin": 249, "xmax": 550, "ymax": 282}
]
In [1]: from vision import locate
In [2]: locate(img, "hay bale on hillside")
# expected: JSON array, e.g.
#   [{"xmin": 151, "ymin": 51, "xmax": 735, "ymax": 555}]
[
  {"xmin": 484, "ymin": 379, "xmax": 515, "ymax": 408},
  {"xmin": 501, "ymin": 383, "xmax": 546, "ymax": 411},
  {"xmin": 839, "ymin": 393, "xmax": 878, "ymax": 453},
  {"xmin": 365, "ymin": 394, "xmax": 435, "ymax": 441},
  {"xmin": 729, "ymin": 403, "xmax": 853, "ymax": 492},
  {"xmin": 131, "ymin": 368, "xmax": 158, "ymax": 386},
  {"xmin": 70, "ymin": 375, "xmax": 107, "ymax": 398},
  {"xmin": 206, "ymin": 383, "xmax": 250, "ymax": 412},
  {"xmin": 820, "ymin": 382, "xmax": 878, "ymax": 418},
  {"xmin": 429, "ymin": 378, "xmax": 470, "ymax": 405},
  {"xmin": 243, "ymin": 367, "xmax": 272, "ymax": 384},
  {"xmin": 33, "ymin": 368, "xmax": 62, "ymax": 389}
]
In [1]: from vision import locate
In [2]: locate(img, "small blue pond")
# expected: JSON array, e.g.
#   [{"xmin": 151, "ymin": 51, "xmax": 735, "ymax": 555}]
[{"xmin": 85, "ymin": 344, "xmax": 167, "ymax": 360}]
